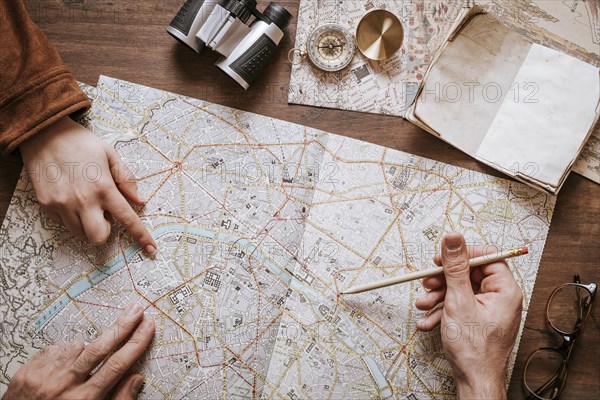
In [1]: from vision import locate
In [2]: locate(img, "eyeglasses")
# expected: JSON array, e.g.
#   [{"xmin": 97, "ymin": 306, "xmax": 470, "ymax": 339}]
[{"xmin": 523, "ymin": 275, "xmax": 597, "ymax": 400}]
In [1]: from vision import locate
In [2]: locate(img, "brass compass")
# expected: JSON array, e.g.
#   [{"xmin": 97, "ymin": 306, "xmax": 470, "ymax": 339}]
[{"xmin": 289, "ymin": 24, "xmax": 355, "ymax": 72}]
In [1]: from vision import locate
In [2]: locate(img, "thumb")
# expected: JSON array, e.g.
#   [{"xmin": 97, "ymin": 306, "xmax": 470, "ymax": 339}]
[{"xmin": 441, "ymin": 232, "xmax": 474, "ymax": 301}]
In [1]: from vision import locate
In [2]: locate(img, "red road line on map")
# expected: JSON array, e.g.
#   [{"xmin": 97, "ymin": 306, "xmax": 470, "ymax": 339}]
[
  {"xmin": 117, "ymin": 239, "xmax": 202, "ymax": 367},
  {"xmin": 136, "ymin": 167, "xmax": 173, "ymax": 182},
  {"xmin": 249, "ymin": 252, "xmax": 260, "ymax": 397},
  {"xmin": 226, "ymin": 363, "xmax": 253, "ymax": 388},
  {"xmin": 70, "ymin": 297, "xmax": 124, "ymax": 311}
]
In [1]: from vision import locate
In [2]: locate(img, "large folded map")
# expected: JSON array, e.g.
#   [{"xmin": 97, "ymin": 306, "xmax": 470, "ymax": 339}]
[{"xmin": 0, "ymin": 77, "xmax": 555, "ymax": 399}]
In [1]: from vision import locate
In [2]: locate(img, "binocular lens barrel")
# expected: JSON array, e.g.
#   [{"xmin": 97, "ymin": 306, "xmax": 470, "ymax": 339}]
[
  {"xmin": 167, "ymin": 0, "xmax": 292, "ymax": 89},
  {"xmin": 264, "ymin": 2, "xmax": 293, "ymax": 31}
]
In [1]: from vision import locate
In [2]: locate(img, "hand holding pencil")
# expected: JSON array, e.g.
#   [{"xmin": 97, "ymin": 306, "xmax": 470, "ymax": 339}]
[
  {"xmin": 340, "ymin": 246, "xmax": 528, "ymax": 294},
  {"xmin": 413, "ymin": 232, "xmax": 524, "ymax": 398}
]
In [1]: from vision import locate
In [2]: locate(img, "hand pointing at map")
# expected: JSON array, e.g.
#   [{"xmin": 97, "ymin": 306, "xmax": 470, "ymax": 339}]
[
  {"xmin": 19, "ymin": 117, "xmax": 158, "ymax": 255},
  {"xmin": 1, "ymin": 0, "xmax": 154, "ymax": 253},
  {"xmin": 3, "ymin": 302, "xmax": 155, "ymax": 400}
]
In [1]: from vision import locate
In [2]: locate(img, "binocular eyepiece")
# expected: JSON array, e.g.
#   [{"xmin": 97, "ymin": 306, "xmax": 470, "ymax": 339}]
[
  {"xmin": 222, "ymin": 0, "xmax": 256, "ymax": 24},
  {"xmin": 167, "ymin": 0, "xmax": 292, "ymax": 90}
]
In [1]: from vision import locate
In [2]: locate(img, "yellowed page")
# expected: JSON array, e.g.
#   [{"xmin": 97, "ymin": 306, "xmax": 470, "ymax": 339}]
[
  {"xmin": 413, "ymin": 14, "xmax": 531, "ymax": 156},
  {"xmin": 476, "ymin": 44, "xmax": 599, "ymax": 188}
]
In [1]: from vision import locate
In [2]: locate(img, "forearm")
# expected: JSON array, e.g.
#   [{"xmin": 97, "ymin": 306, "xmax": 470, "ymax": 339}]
[
  {"xmin": 0, "ymin": 0, "xmax": 90, "ymax": 155},
  {"xmin": 455, "ymin": 371, "xmax": 507, "ymax": 400}
]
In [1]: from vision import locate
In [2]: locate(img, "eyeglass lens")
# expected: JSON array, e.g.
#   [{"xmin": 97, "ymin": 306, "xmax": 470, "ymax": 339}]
[
  {"xmin": 547, "ymin": 284, "xmax": 592, "ymax": 334},
  {"xmin": 524, "ymin": 348, "xmax": 566, "ymax": 399},
  {"xmin": 524, "ymin": 283, "xmax": 594, "ymax": 399}
]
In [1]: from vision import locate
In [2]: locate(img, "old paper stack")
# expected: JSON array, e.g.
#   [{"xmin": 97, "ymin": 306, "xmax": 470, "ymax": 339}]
[{"xmin": 406, "ymin": 7, "xmax": 600, "ymax": 193}]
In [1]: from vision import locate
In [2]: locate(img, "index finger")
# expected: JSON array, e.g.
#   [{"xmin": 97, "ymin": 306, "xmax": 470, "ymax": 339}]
[
  {"xmin": 106, "ymin": 145, "xmax": 144, "ymax": 205},
  {"xmin": 104, "ymin": 189, "xmax": 157, "ymax": 256},
  {"xmin": 85, "ymin": 317, "xmax": 154, "ymax": 397},
  {"xmin": 72, "ymin": 302, "xmax": 144, "ymax": 377},
  {"xmin": 464, "ymin": 245, "xmax": 519, "ymax": 293}
]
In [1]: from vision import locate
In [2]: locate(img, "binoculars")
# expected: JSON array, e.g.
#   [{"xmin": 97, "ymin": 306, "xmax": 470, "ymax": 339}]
[{"xmin": 167, "ymin": 0, "xmax": 292, "ymax": 89}]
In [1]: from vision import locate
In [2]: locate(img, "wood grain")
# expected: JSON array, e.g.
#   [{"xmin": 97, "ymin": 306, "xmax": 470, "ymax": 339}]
[{"xmin": 1, "ymin": 1, "xmax": 598, "ymax": 398}]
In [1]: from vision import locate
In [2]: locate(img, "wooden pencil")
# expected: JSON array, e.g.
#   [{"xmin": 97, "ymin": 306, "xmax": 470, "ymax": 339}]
[{"xmin": 340, "ymin": 247, "xmax": 528, "ymax": 295}]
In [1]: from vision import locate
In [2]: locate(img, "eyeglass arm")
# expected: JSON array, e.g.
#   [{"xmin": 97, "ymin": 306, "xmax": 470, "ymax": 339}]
[{"xmin": 526, "ymin": 362, "xmax": 567, "ymax": 400}]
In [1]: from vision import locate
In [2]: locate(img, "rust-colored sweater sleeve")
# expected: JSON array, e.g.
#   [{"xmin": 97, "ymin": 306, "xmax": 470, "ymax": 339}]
[{"xmin": 0, "ymin": 0, "xmax": 91, "ymax": 155}]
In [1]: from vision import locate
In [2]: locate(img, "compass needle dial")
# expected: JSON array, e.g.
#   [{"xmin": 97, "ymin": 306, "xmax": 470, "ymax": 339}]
[{"xmin": 306, "ymin": 24, "xmax": 354, "ymax": 72}]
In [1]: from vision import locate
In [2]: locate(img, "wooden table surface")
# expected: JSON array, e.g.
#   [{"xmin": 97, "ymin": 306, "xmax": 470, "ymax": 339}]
[{"xmin": 2, "ymin": 1, "xmax": 598, "ymax": 398}]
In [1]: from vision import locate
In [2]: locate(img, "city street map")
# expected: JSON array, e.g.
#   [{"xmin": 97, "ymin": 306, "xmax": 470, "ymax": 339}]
[
  {"xmin": 289, "ymin": 0, "xmax": 600, "ymax": 115},
  {"xmin": 0, "ymin": 76, "xmax": 556, "ymax": 399},
  {"xmin": 288, "ymin": 0, "xmax": 466, "ymax": 117},
  {"xmin": 289, "ymin": 0, "xmax": 600, "ymax": 184}
]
